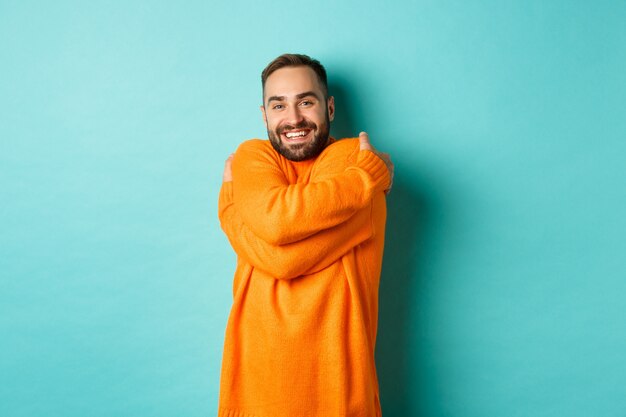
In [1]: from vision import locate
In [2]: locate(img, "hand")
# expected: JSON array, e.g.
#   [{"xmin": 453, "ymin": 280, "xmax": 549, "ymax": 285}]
[
  {"xmin": 223, "ymin": 153, "xmax": 234, "ymax": 182},
  {"xmin": 359, "ymin": 132, "xmax": 394, "ymax": 194}
]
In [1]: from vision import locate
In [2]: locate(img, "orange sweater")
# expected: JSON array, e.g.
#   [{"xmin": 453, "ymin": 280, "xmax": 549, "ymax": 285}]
[{"xmin": 218, "ymin": 137, "xmax": 390, "ymax": 417}]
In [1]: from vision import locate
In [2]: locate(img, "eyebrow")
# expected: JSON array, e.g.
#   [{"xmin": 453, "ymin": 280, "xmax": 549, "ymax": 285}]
[{"xmin": 266, "ymin": 91, "xmax": 321, "ymax": 105}]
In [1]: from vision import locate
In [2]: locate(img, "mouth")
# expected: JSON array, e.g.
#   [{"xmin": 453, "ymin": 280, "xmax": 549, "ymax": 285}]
[{"xmin": 281, "ymin": 129, "xmax": 312, "ymax": 144}]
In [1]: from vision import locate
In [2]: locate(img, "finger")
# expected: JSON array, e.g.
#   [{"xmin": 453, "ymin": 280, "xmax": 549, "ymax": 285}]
[
  {"xmin": 223, "ymin": 153, "xmax": 234, "ymax": 182},
  {"xmin": 359, "ymin": 131, "xmax": 374, "ymax": 151},
  {"xmin": 385, "ymin": 179, "xmax": 393, "ymax": 195},
  {"xmin": 224, "ymin": 154, "xmax": 234, "ymax": 169}
]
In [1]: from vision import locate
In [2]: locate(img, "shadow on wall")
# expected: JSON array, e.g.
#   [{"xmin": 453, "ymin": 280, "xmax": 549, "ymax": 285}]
[
  {"xmin": 329, "ymin": 81, "xmax": 356, "ymax": 140},
  {"xmin": 330, "ymin": 80, "xmax": 432, "ymax": 416},
  {"xmin": 377, "ymin": 177, "xmax": 429, "ymax": 416}
]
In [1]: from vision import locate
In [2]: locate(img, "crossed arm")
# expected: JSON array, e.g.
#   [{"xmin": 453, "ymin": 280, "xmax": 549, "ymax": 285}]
[
  {"xmin": 219, "ymin": 132, "xmax": 394, "ymax": 279},
  {"xmin": 219, "ymin": 181, "xmax": 373, "ymax": 279}
]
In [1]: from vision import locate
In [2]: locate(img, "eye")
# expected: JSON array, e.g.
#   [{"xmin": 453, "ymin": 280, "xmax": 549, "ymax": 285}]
[
  {"xmin": 272, "ymin": 104, "xmax": 284, "ymax": 110},
  {"xmin": 300, "ymin": 100, "xmax": 314, "ymax": 107}
]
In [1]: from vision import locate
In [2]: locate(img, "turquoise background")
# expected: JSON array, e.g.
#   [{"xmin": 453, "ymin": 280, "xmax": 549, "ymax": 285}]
[{"xmin": 1, "ymin": 1, "xmax": 625, "ymax": 416}]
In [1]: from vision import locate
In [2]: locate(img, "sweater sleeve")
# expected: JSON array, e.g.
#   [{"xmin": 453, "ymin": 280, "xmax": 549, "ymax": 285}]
[
  {"xmin": 219, "ymin": 181, "xmax": 373, "ymax": 280},
  {"xmin": 231, "ymin": 139, "xmax": 390, "ymax": 245}
]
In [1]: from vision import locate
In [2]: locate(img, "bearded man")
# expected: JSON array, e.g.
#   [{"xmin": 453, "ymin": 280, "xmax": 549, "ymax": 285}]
[{"xmin": 217, "ymin": 53, "xmax": 394, "ymax": 417}]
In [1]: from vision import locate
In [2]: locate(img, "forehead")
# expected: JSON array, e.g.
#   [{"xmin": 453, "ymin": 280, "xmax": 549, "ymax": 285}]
[{"xmin": 263, "ymin": 66, "xmax": 323, "ymax": 101}]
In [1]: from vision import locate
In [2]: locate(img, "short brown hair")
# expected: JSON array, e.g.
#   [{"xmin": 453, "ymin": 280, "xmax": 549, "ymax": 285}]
[{"xmin": 261, "ymin": 53, "xmax": 328, "ymax": 99}]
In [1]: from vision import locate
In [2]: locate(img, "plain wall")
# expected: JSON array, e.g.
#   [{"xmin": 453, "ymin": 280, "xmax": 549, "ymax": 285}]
[{"xmin": 1, "ymin": 1, "xmax": 625, "ymax": 416}]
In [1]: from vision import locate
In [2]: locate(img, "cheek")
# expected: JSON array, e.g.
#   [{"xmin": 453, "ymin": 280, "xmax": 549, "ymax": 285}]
[
  {"xmin": 314, "ymin": 110, "xmax": 328, "ymax": 125},
  {"xmin": 303, "ymin": 109, "xmax": 325, "ymax": 124},
  {"xmin": 265, "ymin": 116, "xmax": 278, "ymax": 130}
]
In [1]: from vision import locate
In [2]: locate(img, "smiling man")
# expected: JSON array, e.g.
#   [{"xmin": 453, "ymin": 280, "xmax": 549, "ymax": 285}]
[
  {"xmin": 262, "ymin": 63, "xmax": 332, "ymax": 161},
  {"xmin": 217, "ymin": 53, "xmax": 394, "ymax": 417}
]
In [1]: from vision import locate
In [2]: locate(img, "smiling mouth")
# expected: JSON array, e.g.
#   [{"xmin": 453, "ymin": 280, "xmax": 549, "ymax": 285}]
[{"xmin": 281, "ymin": 129, "xmax": 312, "ymax": 143}]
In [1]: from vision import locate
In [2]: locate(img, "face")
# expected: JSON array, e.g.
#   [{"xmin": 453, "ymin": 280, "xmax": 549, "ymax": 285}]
[{"xmin": 261, "ymin": 66, "xmax": 335, "ymax": 161}]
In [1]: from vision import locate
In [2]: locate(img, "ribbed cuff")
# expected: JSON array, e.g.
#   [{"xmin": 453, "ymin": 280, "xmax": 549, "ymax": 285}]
[
  {"xmin": 355, "ymin": 150, "xmax": 391, "ymax": 194},
  {"xmin": 221, "ymin": 181, "xmax": 233, "ymax": 197},
  {"xmin": 218, "ymin": 407, "xmax": 261, "ymax": 417},
  {"xmin": 218, "ymin": 181, "xmax": 234, "ymax": 215}
]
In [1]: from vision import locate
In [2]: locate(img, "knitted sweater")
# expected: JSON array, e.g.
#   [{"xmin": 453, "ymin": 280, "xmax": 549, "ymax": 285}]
[{"xmin": 217, "ymin": 137, "xmax": 390, "ymax": 417}]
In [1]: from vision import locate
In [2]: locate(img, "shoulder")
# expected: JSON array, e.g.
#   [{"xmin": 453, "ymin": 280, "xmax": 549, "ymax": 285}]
[
  {"xmin": 310, "ymin": 137, "xmax": 360, "ymax": 178},
  {"xmin": 235, "ymin": 138, "xmax": 274, "ymax": 154},
  {"xmin": 319, "ymin": 137, "xmax": 360, "ymax": 161},
  {"xmin": 325, "ymin": 137, "xmax": 360, "ymax": 153},
  {"xmin": 233, "ymin": 139, "xmax": 279, "ymax": 163}
]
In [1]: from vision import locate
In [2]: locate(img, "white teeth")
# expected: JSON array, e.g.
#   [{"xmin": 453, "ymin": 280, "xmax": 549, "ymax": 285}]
[{"xmin": 285, "ymin": 131, "xmax": 307, "ymax": 138}]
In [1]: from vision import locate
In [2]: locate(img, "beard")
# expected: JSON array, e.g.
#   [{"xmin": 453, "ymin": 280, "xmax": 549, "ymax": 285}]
[{"xmin": 267, "ymin": 112, "xmax": 331, "ymax": 162}]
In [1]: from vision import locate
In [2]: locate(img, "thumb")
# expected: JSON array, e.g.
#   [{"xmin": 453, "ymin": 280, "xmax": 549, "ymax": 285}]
[
  {"xmin": 359, "ymin": 131, "xmax": 373, "ymax": 151},
  {"xmin": 225, "ymin": 153, "xmax": 234, "ymax": 169},
  {"xmin": 223, "ymin": 153, "xmax": 234, "ymax": 182}
]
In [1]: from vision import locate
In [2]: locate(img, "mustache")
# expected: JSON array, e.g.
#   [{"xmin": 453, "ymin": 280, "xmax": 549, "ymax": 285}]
[{"xmin": 278, "ymin": 121, "xmax": 317, "ymax": 134}]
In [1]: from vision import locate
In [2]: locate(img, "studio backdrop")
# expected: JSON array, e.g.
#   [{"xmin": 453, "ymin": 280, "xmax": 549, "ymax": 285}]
[{"xmin": 1, "ymin": 1, "xmax": 625, "ymax": 416}]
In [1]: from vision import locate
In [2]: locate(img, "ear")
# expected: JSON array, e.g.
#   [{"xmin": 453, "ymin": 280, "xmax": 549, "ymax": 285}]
[
  {"xmin": 327, "ymin": 96, "xmax": 335, "ymax": 122},
  {"xmin": 260, "ymin": 105, "xmax": 267, "ymax": 124}
]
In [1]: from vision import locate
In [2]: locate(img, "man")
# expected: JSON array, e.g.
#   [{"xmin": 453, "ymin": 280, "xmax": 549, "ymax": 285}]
[{"xmin": 218, "ymin": 53, "xmax": 394, "ymax": 417}]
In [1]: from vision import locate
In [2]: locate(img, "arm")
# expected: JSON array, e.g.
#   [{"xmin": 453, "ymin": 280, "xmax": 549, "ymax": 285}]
[
  {"xmin": 219, "ymin": 181, "xmax": 373, "ymax": 279},
  {"xmin": 231, "ymin": 138, "xmax": 390, "ymax": 245}
]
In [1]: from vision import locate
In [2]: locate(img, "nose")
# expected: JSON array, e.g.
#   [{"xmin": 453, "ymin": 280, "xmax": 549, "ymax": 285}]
[{"xmin": 285, "ymin": 104, "xmax": 304, "ymax": 126}]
